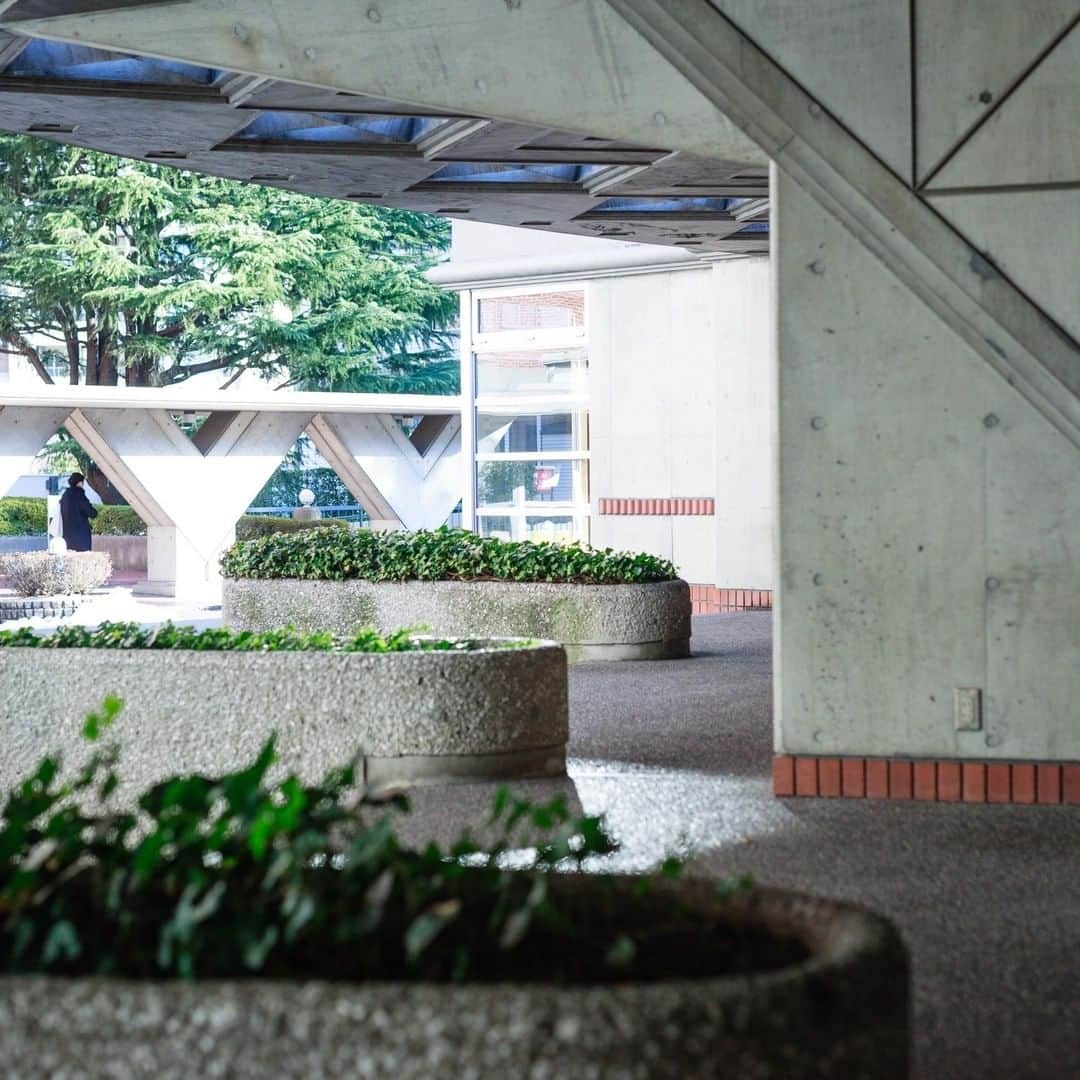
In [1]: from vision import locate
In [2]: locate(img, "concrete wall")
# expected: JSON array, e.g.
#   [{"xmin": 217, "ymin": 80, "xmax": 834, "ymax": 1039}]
[
  {"xmin": 0, "ymin": 537, "xmax": 46, "ymax": 554},
  {"xmin": 775, "ymin": 171, "xmax": 1080, "ymax": 764},
  {"xmin": 588, "ymin": 258, "xmax": 772, "ymax": 589},
  {"xmin": 720, "ymin": 3, "xmax": 1080, "ymax": 766}
]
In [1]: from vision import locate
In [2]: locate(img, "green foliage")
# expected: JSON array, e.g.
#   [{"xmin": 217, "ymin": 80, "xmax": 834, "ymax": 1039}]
[
  {"xmin": 0, "ymin": 698, "xmax": 678, "ymax": 982},
  {"xmin": 320, "ymin": 349, "xmax": 460, "ymax": 395},
  {"xmin": 0, "ymin": 498, "xmax": 145, "ymax": 536},
  {"xmin": 235, "ymin": 516, "xmax": 349, "ymax": 542},
  {"xmin": 0, "ymin": 622, "xmax": 515, "ymax": 654},
  {"xmin": 0, "ymin": 135, "xmax": 455, "ymax": 388},
  {"xmin": 92, "ymin": 505, "xmax": 145, "ymax": 536},
  {"xmin": 0, "ymin": 497, "xmax": 46, "ymax": 536},
  {"xmin": 220, "ymin": 527, "xmax": 679, "ymax": 585}
]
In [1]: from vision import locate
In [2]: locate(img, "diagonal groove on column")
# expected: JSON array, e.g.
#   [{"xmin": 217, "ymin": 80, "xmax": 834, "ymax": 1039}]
[
  {"xmin": 609, "ymin": 0, "xmax": 1080, "ymax": 450},
  {"xmin": 917, "ymin": 10, "xmax": 1080, "ymax": 191}
]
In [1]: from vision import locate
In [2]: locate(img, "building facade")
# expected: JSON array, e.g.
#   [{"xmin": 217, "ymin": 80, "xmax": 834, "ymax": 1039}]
[{"xmin": 432, "ymin": 221, "xmax": 773, "ymax": 612}]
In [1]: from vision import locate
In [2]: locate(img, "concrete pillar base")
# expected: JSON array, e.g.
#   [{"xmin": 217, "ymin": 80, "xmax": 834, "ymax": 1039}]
[{"xmin": 131, "ymin": 579, "xmax": 177, "ymax": 598}]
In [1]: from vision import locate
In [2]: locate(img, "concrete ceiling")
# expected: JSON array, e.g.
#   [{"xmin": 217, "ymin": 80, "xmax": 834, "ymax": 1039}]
[{"xmin": 0, "ymin": 1, "xmax": 769, "ymax": 255}]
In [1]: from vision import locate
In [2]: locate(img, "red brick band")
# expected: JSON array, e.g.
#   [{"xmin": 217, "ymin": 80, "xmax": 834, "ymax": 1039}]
[
  {"xmin": 773, "ymin": 755, "xmax": 1080, "ymax": 805},
  {"xmin": 598, "ymin": 498, "xmax": 715, "ymax": 516},
  {"xmin": 690, "ymin": 585, "xmax": 772, "ymax": 615}
]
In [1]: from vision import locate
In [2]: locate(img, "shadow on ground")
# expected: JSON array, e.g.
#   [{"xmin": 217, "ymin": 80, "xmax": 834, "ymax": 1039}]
[{"xmin": 399, "ymin": 613, "xmax": 1080, "ymax": 1080}]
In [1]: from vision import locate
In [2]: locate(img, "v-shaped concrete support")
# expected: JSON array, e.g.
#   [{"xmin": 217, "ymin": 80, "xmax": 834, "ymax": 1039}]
[
  {"xmin": 307, "ymin": 412, "xmax": 463, "ymax": 531},
  {"xmin": 66, "ymin": 407, "xmax": 311, "ymax": 593}
]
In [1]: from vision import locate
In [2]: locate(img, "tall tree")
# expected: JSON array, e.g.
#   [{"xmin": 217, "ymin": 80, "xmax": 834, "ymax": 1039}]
[{"xmin": 0, "ymin": 135, "xmax": 455, "ymax": 388}]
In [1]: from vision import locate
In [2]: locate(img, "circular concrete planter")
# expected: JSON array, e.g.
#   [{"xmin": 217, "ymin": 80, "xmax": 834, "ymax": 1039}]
[
  {"xmin": 0, "ymin": 884, "xmax": 908, "ymax": 1079},
  {"xmin": 0, "ymin": 640, "xmax": 567, "ymax": 795},
  {"xmin": 223, "ymin": 577, "xmax": 692, "ymax": 662}
]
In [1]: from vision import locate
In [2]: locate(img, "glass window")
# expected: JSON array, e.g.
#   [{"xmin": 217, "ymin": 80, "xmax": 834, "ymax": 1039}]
[
  {"xmin": 477, "ymin": 514, "xmax": 578, "ymax": 543},
  {"xmin": 477, "ymin": 290, "xmax": 584, "ymax": 334},
  {"xmin": 474, "ymin": 346, "xmax": 586, "ymax": 398},
  {"xmin": 476, "ymin": 459, "xmax": 581, "ymax": 508},
  {"xmin": 467, "ymin": 284, "xmax": 590, "ymax": 545},
  {"xmin": 476, "ymin": 411, "xmax": 578, "ymax": 455}
]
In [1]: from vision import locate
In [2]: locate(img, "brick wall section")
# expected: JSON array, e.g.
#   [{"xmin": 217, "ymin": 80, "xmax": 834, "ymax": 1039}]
[
  {"xmin": 690, "ymin": 585, "xmax": 772, "ymax": 615},
  {"xmin": 773, "ymin": 755, "xmax": 1080, "ymax": 805},
  {"xmin": 598, "ymin": 498, "xmax": 715, "ymax": 515}
]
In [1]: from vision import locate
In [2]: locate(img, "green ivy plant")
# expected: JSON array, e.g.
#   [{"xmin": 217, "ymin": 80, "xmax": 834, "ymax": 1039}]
[
  {"xmin": 0, "ymin": 622, "xmax": 527, "ymax": 653},
  {"xmin": 0, "ymin": 698, "xmax": 749, "ymax": 983},
  {"xmin": 220, "ymin": 527, "xmax": 679, "ymax": 585}
]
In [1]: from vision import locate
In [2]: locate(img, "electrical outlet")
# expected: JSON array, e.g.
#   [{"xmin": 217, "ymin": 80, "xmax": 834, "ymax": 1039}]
[{"xmin": 954, "ymin": 687, "xmax": 982, "ymax": 732}]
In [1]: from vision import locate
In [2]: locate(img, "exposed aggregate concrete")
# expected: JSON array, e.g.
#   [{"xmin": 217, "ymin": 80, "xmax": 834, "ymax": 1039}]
[
  {"xmin": 223, "ymin": 578, "xmax": 692, "ymax": 662},
  {"xmin": 0, "ymin": 642, "xmax": 568, "ymax": 796},
  {"xmin": 0, "ymin": 884, "xmax": 907, "ymax": 1080}
]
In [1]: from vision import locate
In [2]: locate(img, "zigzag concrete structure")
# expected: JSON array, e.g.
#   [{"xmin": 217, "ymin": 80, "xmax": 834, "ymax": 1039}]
[
  {"xmin": 0, "ymin": 386, "xmax": 462, "ymax": 594},
  {"xmin": 0, "ymin": 0, "xmax": 1077, "ymax": 787}
]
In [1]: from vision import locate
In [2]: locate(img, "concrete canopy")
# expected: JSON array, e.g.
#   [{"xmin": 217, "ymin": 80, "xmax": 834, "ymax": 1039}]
[
  {"xmin": 0, "ymin": 0, "xmax": 769, "ymax": 255},
  {"xmin": 1, "ymin": 0, "xmax": 1078, "ymax": 780}
]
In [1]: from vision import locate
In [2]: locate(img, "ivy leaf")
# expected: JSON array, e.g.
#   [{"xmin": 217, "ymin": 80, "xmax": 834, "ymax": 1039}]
[
  {"xmin": 41, "ymin": 920, "xmax": 81, "ymax": 966},
  {"xmin": 405, "ymin": 899, "xmax": 461, "ymax": 962}
]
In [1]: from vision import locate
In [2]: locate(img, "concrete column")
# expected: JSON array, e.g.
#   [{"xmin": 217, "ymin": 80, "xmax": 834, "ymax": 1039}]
[
  {"xmin": 774, "ymin": 171, "xmax": 1080, "ymax": 764},
  {"xmin": 66, "ymin": 408, "xmax": 311, "ymax": 597}
]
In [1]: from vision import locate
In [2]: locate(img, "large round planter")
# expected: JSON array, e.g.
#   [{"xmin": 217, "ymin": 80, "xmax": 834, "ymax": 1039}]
[
  {"xmin": 0, "ymin": 883, "xmax": 908, "ymax": 1079},
  {"xmin": 0, "ymin": 641, "xmax": 567, "ymax": 796},
  {"xmin": 223, "ymin": 578, "xmax": 692, "ymax": 662}
]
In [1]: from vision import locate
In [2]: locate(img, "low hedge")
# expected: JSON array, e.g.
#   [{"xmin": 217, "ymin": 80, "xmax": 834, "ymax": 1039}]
[
  {"xmin": 0, "ymin": 497, "xmax": 47, "ymax": 536},
  {"xmin": 221, "ymin": 527, "xmax": 678, "ymax": 585},
  {"xmin": 0, "ymin": 498, "xmax": 147, "ymax": 537},
  {"xmin": 92, "ymin": 506, "xmax": 146, "ymax": 536},
  {"xmin": 235, "ymin": 516, "xmax": 348, "ymax": 542},
  {"xmin": 0, "ymin": 501, "xmax": 343, "ymax": 540},
  {"xmin": 0, "ymin": 697, "xmax": 762, "ymax": 983},
  {"xmin": 0, "ymin": 622, "xmax": 525, "ymax": 654}
]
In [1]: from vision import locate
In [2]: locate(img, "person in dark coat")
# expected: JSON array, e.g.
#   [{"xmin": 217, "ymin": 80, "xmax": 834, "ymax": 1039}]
[{"xmin": 59, "ymin": 472, "xmax": 97, "ymax": 552}]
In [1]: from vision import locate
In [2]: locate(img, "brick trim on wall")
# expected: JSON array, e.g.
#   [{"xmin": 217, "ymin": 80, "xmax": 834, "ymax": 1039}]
[
  {"xmin": 598, "ymin": 498, "xmax": 715, "ymax": 516},
  {"xmin": 773, "ymin": 755, "xmax": 1080, "ymax": 805},
  {"xmin": 691, "ymin": 585, "xmax": 772, "ymax": 615}
]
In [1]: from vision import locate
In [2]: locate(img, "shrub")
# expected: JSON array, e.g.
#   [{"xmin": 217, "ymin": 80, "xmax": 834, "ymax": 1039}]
[
  {"xmin": 0, "ymin": 497, "xmax": 47, "ymax": 536},
  {"xmin": 0, "ymin": 552, "xmax": 112, "ymax": 597},
  {"xmin": 0, "ymin": 698, "xmax": 762, "ymax": 983},
  {"xmin": 235, "ymin": 516, "xmax": 349, "ymax": 542},
  {"xmin": 92, "ymin": 506, "xmax": 146, "ymax": 536},
  {"xmin": 0, "ymin": 622, "xmax": 527, "ymax": 653},
  {"xmin": 0, "ymin": 498, "xmax": 145, "ymax": 537},
  {"xmin": 220, "ymin": 527, "xmax": 678, "ymax": 585}
]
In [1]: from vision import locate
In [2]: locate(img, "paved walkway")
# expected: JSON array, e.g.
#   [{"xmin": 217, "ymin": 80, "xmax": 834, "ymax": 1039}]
[
  {"xmin": 0, "ymin": 581, "xmax": 221, "ymax": 632},
  {"xmin": 402, "ymin": 614, "xmax": 1080, "ymax": 1080},
  {"xmin": 2, "ymin": 601, "xmax": 1075, "ymax": 1076}
]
